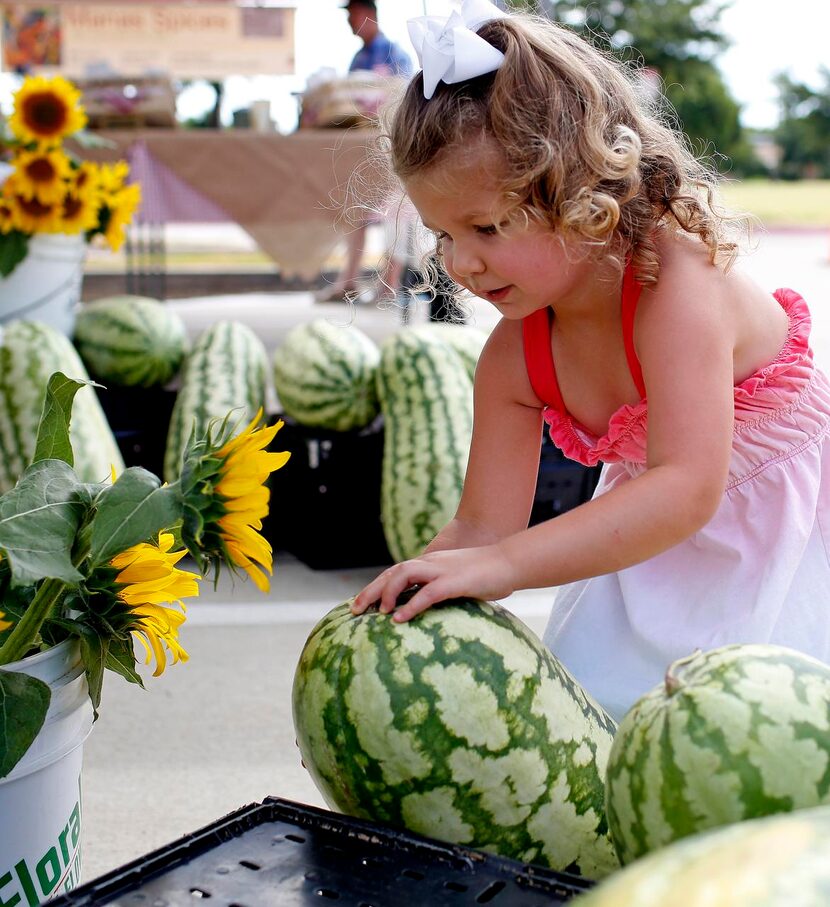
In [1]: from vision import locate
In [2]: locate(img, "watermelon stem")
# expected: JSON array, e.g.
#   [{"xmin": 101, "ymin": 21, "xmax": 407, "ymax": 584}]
[{"xmin": 664, "ymin": 649, "xmax": 702, "ymax": 695}]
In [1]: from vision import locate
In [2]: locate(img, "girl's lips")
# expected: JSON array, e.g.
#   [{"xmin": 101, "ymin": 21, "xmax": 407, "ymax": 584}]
[{"xmin": 482, "ymin": 285, "xmax": 511, "ymax": 303}]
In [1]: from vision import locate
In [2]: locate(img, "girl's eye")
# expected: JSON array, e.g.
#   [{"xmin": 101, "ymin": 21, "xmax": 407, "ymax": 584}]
[{"xmin": 474, "ymin": 224, "xmax": 497, "ymax": 235}]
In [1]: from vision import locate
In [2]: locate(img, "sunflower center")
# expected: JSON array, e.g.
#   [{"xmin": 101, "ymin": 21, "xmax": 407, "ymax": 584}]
[
  {"xmin": 22, "ymin": 93, "xmax": 68, "ymax": 136},
  {"xmin": 63, "ymin": 195, "xmax": 82, "ymax": 218},
  {"xmin": 25, "ymin": 158, "xmax": 56, "ymax": 182},
  {"xmin": 18, "ymin": 195, "xmax": 52, "ymax": 216}
]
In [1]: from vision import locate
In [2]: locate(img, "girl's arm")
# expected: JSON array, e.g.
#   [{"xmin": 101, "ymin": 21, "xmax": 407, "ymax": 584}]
[
  {"xmin": 353, "ymin": 257, "xmax": 736, "ymax": 621},
  {"xmin": 422, "ymin": 319, "xmax": 545, "ymax": 553}
]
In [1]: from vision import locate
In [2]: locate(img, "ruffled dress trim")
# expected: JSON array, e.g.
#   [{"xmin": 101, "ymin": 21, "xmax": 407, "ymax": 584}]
[{"xmin": 541, "ymin": 288, "xmax": 814, "ymax": 467}]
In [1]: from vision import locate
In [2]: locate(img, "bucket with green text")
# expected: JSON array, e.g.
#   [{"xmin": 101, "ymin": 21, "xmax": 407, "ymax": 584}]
[{"xmin": 0, "ymin": 639, "xmax": 94, "ymax": 904}]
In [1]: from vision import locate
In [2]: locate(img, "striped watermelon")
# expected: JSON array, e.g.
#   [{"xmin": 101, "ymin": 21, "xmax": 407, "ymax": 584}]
[
  {"xmin": 576, "ymin": 805, "xmax": 830, "ymax": 906},
  {"xmin": 292, "ymin": 598, "xmax": 620, "ymax": 879},
  {"xmin": 272, "ymin": 319, "xmax": 380, "ymax": 431},
  {"xmin": 410, "ymin": 323, "xmax": 489, "ymax": 380},
  {"xmin": 376, "ymin": 331, "xmax": 472, "ymax": 562},
  {"xmin": 605, "ymin": 644, "xmax": 830, "ymax": 865},
  {"xmin": 0, "ymin": 320, "xmax": 124, "ymax": 493},
  {"xmin": 73, "ymin": 295, "xmax": 189, "ymax": 388},
  {"xmin": 163, "ymin": 320, "xmax": 268, "ymax": 481}
]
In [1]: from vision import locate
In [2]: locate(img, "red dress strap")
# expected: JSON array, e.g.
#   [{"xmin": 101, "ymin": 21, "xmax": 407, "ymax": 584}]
[
  {"xmin": 621, "ymin": 264, "xmax": 646, "ymax": 397},
  {"xmin": 522, "ymin": 263, "xmax": 646, "ymax": 414},
  {"xmin": 522, "ymin": 307, "xmax": 565, "ymax": 412}
]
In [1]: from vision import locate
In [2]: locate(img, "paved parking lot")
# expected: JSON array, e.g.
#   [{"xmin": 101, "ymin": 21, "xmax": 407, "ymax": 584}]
[{"xmin": 80, "ymin": 228, "xmax": 829, "ymax": 883}]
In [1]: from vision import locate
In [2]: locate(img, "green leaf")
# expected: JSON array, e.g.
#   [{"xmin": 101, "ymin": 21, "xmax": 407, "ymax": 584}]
[
  {"xmin": 0, "ymin": 460, "xmax": 86, "ymax": 586},
  {"xmin": 32, "ymin": 372, "xmax": 94, "ymax": 467},
  {"xmin": 88, "ymin": 468, "xmax": 182, "ymax": 568},
  {"xmin": 0, "ymin": 231, "xmax": 29, "ymax": 278},
  {"xmin": 105, "ymin": 636, "xmax": 144, "ymax": 689},
  {"xmin": 79, "ymin": 630, "xmax": 106, "ymax": 717},
  {"xmin": 0, "ymin": 669, "xmax": 50, "ymax": 778}
]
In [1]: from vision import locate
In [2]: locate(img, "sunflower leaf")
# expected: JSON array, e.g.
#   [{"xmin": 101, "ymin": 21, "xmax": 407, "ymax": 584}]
[
  {"xmin": 79, "ymin": 629, "xmax": 106, "ymax": 715},
  {"xmin": 105, "ymin": 636, "xmax": 144, "ymax": 689},
  {"xmin": 0, "ymin": 670, "xmax": 50, "ymax": 779},
  {"xmin": 0, "ymin": 460, "xmax": 86, "ymax": 586},
  {"xmin": 88, "ymin": 468, "xmax": 181, "ymax": 568},
  {"xmin": 32, "ymin": 372, "xmax": 94, "ymax": 467},
  {"xmin": 0, "ymin": 231, "xmax": 29, "ymax": 278}
]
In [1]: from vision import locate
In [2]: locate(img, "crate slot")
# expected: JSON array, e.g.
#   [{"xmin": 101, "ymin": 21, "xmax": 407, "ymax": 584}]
[
  {"xmin": 445, "ymin": 880, "xmax": 468, "ymax": 892},
  {"xmin": 189, "ymin": 888, "xmax": 211, "ymax": 898},
  {"xmin": 476, "ymin": 880, "xmax": 506, "ymax": 903},
  {"xmin": 401, "ymin": 868, "xmax": 425, "ymax": 880},
  {"xmin": 238, "ymin": 860, "xmax": 261, "ymax": 871},
  {"xmin": 314, "ymin": 889, "xmax": 340, "ymax": 899}
]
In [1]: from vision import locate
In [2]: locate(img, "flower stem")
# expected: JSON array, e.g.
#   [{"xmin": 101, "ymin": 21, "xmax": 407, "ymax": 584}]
[{"xmin": 0, "ymin": 578, "xmax": 66, "ymax": 666}]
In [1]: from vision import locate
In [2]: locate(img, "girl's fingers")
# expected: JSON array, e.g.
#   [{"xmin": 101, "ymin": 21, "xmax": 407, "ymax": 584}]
[
  {"xmin": 392, "ymin": 583, "xmax": 445, "ymax": 622},
  {"xmin": 351, "ymin": 560, "xmax": 436, "ymax": 617}
]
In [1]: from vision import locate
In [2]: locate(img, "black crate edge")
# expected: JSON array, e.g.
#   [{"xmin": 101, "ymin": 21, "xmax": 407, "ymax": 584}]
[{"xmin": 51, "ymin": 797, "xmax": 593, "ymax": 906}]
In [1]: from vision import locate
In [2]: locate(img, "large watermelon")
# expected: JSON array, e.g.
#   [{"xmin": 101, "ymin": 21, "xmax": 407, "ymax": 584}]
[
  {"xmin": 73, "ymin": 295, "xmax": 189, "ymax": 388},
  {"xmin": 605, "ymin": 643, "xmax": 830, "ymax": 864},
  {"xmin": 575, "ymin": 805, "xmax": 830, "ymax": 906},
  {"xmin": 163, "ymin": 320, "xmax": 268, "ymax": 481},
  {"xmin": 292, "ymin": 597, "xmax": 620, "ymax": 879},
  {"xmin": 272, "ymin": 318, "xmax": 380, "ymax": 431},
  {"xmin": 409, "ymin": 323, "xmax": 489, "ymax": 381},
  {"xmin": 376, "ymin": 331, "xmax": 473, "ymax": 562},
  {"xmin": 0, "ymin": 320, "xmax": 124, "ymax": 493}
]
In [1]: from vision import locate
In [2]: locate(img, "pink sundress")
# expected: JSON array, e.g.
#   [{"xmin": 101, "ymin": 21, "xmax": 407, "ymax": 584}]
[{"xmin": 523, "ymin": 275, "xmax": 830, "ymax": 721}]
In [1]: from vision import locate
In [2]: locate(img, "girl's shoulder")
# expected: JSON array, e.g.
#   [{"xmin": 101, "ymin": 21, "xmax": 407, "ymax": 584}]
[
  {"xmin": 478, "ymin": 316, "xmax": 542, "ymax": 408},
  {"xmin": 645, "ymin": 233, "xmax": 732, "ymax": 306}
]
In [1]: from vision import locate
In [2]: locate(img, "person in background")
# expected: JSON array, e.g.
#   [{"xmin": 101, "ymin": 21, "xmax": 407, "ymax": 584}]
[{"xmin": 316, "ymin": 0, "xmax": 414, "ymax": 305}]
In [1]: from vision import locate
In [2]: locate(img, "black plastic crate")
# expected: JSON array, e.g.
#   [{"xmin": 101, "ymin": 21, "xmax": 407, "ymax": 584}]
[
  {"xmin": 52, "ymin": 797, "xmax": 592, "ymax": 906},
  {"xmin": 95, "ymin": 383, "xmax": 178, "ymax": 479},
  {"xmin": 264, "ymin": 416, "xmax": 393, "ymax": 570},
  {"xmin": 530, "ymin": 432, "xmax": 602, "ymax": 527}
]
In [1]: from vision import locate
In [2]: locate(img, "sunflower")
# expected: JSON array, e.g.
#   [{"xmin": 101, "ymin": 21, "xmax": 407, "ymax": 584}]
[
  {"xmin": 110, "ymin": 531, "xmax": 201, "ymax": 676},
  {"xmin": 0, "ymin": 194, "xmax": 17, "ymax": 233},
  {"xmin": 69, "ymin": 161, "xmax": 102, "ymax": 203},
  {"xmin": 99, "ymin": 182, "xmax": 141, "ymax": 252},
  {"xmin": 181, "ymin": 411, "xmax": 291, "ymax": 591},
  {"xmin": 60, "ymin": 190, "xmax": 101, "ymax": 234},
  {"xmin": 0, "ymin": 612, "xmax": 12, "ymax": 632},
  {"xmin": 8, "ymin": 75, "xmax": 86, "ymax": 146},
  {"xmin": 13, "ymin": 147, "xmax": 73, "ymax": 205},
  {"xmin": 96, "ymin": 161, "xmax": 130, "ymax": 199},
  {"xmin": 4, "ymin": 181, "xmax": 64, "ymax": 233}
]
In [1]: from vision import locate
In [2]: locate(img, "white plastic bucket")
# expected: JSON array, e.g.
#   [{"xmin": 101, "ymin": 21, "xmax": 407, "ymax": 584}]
[
  {"xmin": 0, "ymin": 234, "xmax": 86, "ymax": 337},
  {"xmin": 0, "ymin": 640, "xmax": 94, "ymax": 903}
]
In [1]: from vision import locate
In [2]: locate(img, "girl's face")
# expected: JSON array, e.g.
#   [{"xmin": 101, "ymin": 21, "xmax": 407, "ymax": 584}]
[{"xmin": 405, "ymin": 145, "xmax": 594, "ymax": 319}]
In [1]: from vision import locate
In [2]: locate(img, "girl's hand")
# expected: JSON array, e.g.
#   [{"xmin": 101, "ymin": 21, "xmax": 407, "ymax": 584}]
[{"xmin": 351, "ymin": 545, "xmax": 516, "ymax": 623}]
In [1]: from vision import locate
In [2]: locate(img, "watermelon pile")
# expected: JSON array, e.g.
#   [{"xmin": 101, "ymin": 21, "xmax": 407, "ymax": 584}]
[
  {"xmin": 270, "ymin": 318, "xmax": 489, "ymax": 563},
  {"xmin": 294, "ymin": 598, "xmax": 830, "ymax": 900}
]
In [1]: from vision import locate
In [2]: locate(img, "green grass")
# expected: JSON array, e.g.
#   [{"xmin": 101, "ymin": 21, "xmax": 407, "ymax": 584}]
[{"xmin": 718, "ymin": 179, "xmax": 830, "ymax": 228}]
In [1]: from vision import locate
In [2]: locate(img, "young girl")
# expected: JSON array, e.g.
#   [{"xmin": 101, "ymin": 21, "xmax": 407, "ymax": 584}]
[{"xmin": 351, "ymin": 4, "xmax": 830, "ymax": 720}]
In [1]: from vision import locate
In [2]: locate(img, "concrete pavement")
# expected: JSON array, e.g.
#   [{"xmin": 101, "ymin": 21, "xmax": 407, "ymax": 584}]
[{"xmin": 78, "ymin": 228, "xmax": 830, "ymax": 884}]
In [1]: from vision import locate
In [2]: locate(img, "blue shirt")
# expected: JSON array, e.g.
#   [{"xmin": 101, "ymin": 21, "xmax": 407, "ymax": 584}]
[{"xmin": 349, "ymin": 32, "xmax": 413, "ymax": 77}]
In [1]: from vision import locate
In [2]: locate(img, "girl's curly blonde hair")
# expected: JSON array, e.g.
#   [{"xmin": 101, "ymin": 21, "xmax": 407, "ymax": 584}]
[{"xmin": 384, "ymin": 14, "xmax": 746, "ymax": 286}]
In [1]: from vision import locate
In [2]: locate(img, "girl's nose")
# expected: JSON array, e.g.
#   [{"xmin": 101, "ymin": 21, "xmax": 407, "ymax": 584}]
[{"xmin": 446, "ymin": 242, "xmax": 485, "ymax": 281}]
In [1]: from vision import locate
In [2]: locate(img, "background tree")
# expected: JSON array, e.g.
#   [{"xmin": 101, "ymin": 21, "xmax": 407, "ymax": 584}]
[
  {"xmin": 774, "ymin": 69, "xmax": 830, "ymax": 179},
  {"xmin": 503, "ymin": 0, "xmax": 759, "ymax": 174}
]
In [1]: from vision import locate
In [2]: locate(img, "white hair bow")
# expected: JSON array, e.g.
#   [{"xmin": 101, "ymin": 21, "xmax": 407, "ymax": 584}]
[{"xmin": 408, "ymin": 0, "xmax": 507, "ymax": 100}]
